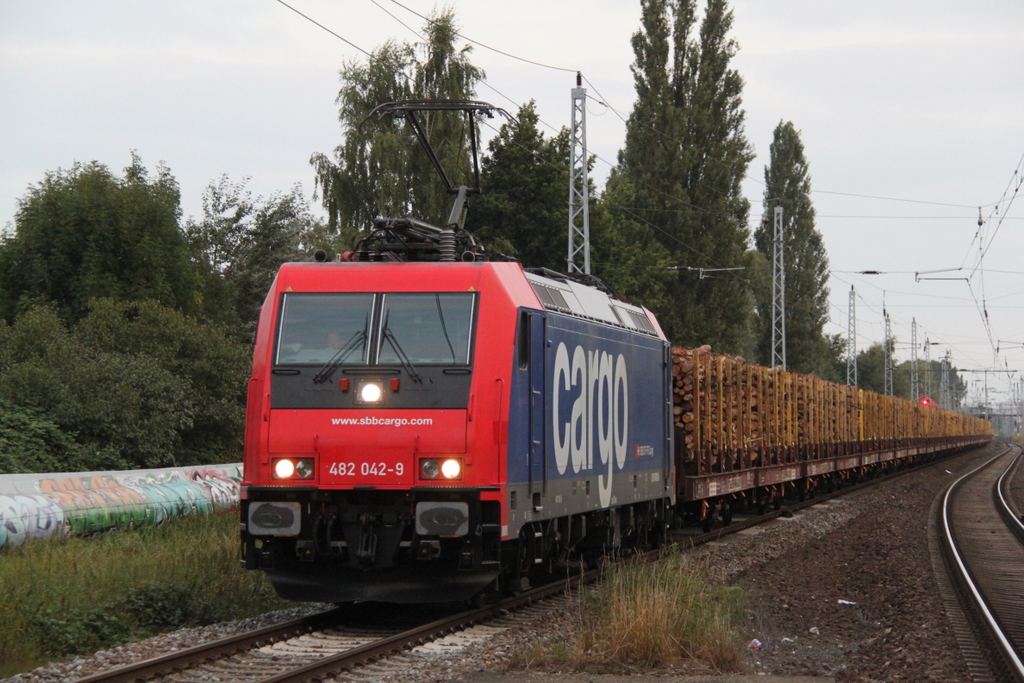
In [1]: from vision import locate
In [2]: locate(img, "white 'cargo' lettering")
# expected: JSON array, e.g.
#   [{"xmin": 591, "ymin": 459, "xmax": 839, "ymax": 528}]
[{"xmin": 551, "ymin": 342, "xmax": 629, "ymax": 507}]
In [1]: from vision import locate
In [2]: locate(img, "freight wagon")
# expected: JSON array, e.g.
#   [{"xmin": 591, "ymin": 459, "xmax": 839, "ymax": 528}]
[{"xmin": 672, "ymin": 346, "xmax": 990, "ymax": 527}]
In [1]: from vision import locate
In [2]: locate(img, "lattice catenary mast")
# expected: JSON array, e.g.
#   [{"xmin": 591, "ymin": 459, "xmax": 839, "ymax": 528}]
[
  {"xmin": 567, "ymin": 72, "xmax": 590, "ymax": 274},
  {"xmin": 847, "ymin": 286, "xmax": 857, "ymax": 386},
  {"xmin": 940, "ymin": 351, "xmax": 951, "ymax": 409},
  {"xmin": 911, "ymin": 318, "xmax": 919, "ymax": 402},
  {"xmin": 884, "ymin": 311, "xmax": 894, "ymax": 396},
  {"xmin": 771, "ymin": 203, "xmax": 786, "ymax": 370},
  {"xmin": 924, "ymin": 336, "xmax": 932, "ymax": 399}
]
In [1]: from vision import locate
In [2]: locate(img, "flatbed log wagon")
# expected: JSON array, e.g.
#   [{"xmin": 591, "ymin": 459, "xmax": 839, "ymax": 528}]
[{"xmin": 672, "ymin": 346, "xmax": 990, "ymax": 526}]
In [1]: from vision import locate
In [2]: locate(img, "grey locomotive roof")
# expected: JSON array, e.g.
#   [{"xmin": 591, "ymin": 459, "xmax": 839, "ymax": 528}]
[{"xmin": 524, "ymin": 271, "xmax": 658, "ymax": 337}]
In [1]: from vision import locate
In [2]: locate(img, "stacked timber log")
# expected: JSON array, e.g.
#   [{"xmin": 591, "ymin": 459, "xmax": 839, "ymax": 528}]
[{"xmin": 671, "ymin": 345, "xmax": 991, "ymax": 478}]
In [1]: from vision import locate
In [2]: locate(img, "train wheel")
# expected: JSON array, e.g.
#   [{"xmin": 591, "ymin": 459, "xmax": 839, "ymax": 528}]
[{"xmin": 701, "ymin": 514, "xmax": 713, "ymax": 533}]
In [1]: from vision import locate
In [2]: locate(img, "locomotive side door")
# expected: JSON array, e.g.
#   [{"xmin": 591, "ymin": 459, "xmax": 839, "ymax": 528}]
[{"xmin": 527, "ymin": 310, "xmax": 547, "ymax": 504}]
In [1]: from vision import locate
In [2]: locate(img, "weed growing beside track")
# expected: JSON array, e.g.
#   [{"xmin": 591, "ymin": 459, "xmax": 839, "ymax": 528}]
[
  {"xmin": 0, "ymin": 510, "xmax": 293, "ymax": 677},
  {"xmin": 517, "ymin": 547, "xmax": 746, "ymax": 673}
]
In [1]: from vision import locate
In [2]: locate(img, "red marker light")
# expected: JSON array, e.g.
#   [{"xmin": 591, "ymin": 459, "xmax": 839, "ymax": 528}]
[{"xmin": 391, "ymin": 377, "xmax": 400, "ymax": 391}]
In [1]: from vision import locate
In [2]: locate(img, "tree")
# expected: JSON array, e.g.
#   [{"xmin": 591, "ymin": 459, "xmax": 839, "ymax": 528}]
[
  {"xmin": 590, "ymin": 172, "xmax": 676, "ymax": 315},
  {"xmin": 311, "ymin": 10, "xmax": 484, "ymax": 235},
  {"xmin": 185, "ymin": 176, "xmax": 319, "ymax": 335},
  {"xmin": 76, "ymin": 298, "xmax": 250, "ymax": 464},
  {"xmin": 470, "ymin": 102, "xmax": 570, "ymax": 269},
  {"xmin": 0, "ymin": 154, "xmax": 200, "ymax": 323},
  {"xmin": 820, "ymin": 332, "xmax": 848, "ymax": 384},
  {"xmin": 470, "ymin": 102, "xmax": 674, "ymax": 311},
  {"xmin": 855, "ymin": 342, "xmax": 889, "ymax": 395},
  {"xmin": 856, "ymin": 340, "xmax": 908, "ymax": 397},
  {"xmin": 753, "ymin": 121, "xmax": 831, "ymax": 374},
  {"xmin": 617, "ymin": 0, "xmax": 756, "ymax": 354},
  {"xmin": 894, "ymin": 358, "xmax": 967, "ymax": 407}
]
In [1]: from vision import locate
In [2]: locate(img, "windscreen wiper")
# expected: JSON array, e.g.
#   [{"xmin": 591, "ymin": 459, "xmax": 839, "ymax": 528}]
[
  {"xmin": 434, "ymin": 294, "xmax": 457, "ymax": 363},
  {"xmin": 383, "ymin": 327, "xmax": 423, "ymax": 384},
  {"xmin": 313, "ymin": 329, "xmax": 367, "ymax": 384}
]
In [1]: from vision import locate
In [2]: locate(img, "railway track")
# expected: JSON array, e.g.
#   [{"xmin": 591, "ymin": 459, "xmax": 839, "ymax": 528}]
[
  {"xmin": 937, "ymin": 442, "xmax": 1024, "ymax": 682},
  {"xmin": 69, "ymin": 569, "xmax": 584, "ymax": 683},
  {"xmin": 68, "ymin": 446, "xmax": 984, "ymax": 683}
]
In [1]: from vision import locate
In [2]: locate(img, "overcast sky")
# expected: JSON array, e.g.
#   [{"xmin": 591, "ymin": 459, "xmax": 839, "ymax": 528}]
[{"xmin": 2, "ymin": 1, "xmax": 1023, "ymax": 409}]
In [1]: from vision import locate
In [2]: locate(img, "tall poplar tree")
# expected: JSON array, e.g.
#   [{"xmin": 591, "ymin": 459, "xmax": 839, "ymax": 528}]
[
  {"xmin": 754, "ymin": 121, "xmax": 830, "ymax": 374},
  {"xmin": 618, "ymin": 0, "xmax": 755, "ymax": 354},
  {"xmin": 310, "ymin": 10, "xmax": 483, "ymax": 235}
]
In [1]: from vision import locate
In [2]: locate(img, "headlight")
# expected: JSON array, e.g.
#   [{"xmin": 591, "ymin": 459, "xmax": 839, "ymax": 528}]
[
  {"xmin": 295, "ymin": 459, "xmax": 314, "ymax": 478},
  {"xmin": 440, "ymin": 458, "xmax": 461, "ymax": 479},
  {"xmin": 419, "ymin": 458, "xmax": 462, "ymax": 481},
  {"xmin": 358, "ymin": 381, "xmax": 384, "ymax": 403},
  {"xmin": 272, "ymin": 457, "xmax": 315, "ymax": 480},
  {"xmin": 421, "ymin": 459, "xmax": 440, "ymax": 479},
  {"xmin": 274, "ymin": 459, "xmax": 295, "ymax": 478}
]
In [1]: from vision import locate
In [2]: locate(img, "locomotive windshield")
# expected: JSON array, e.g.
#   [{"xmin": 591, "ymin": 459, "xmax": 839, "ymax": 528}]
[
  {"xmin": 276, "ymin": 293, "xmax": 374, "ymax": 365},
  {"xmin": 274, "ymin": 292, "xmax": 476, "ymax": 366},
  {"xmin": 378, "ymin": 293, "xmax": 475, "ymax": 365}
]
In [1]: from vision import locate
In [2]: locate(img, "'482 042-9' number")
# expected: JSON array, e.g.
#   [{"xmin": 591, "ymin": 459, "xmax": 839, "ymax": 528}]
[{"xmin": 328, "ymin": 461, "xmax": 403, "ymax": 476}]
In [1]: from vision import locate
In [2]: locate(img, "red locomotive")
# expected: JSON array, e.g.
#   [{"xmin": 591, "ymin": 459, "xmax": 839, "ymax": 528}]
[{"xmin": 239, "ymin": 102, "xmax": 673, "ymax": 602}]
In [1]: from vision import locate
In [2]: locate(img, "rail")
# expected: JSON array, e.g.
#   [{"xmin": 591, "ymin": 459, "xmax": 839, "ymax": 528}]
[{"xmin": 939, "ymin": 443, "xmax": 1024, "ymax": 682}]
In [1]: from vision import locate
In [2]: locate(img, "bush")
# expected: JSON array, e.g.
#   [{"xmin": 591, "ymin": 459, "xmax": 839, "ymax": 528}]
[
  {"xmin": 0, "ymin": 399, "xmax": 70, "ymax": 474},
  {"xmin": 116, "ymin": 582, "xmax": 219, "ymax": 632},
  {"xmin": 0, "ymin": 300, "xmax": 248, "ymax": 470}
]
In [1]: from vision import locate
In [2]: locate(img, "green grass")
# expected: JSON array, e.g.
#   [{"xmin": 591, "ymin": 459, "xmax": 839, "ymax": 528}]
[
  {"xmin": 518, "ymin": 547, "xmax": 747, "ymax": 673},
  {"xmin": 0, "ymin": 510, "xmax": 295, "ymax": 677}
]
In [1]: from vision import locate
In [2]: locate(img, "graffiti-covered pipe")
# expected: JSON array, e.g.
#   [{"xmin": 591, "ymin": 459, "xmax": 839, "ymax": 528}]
[{"xmin": 0, "ymin": 464, "xmax": 241, "ymax": 551}]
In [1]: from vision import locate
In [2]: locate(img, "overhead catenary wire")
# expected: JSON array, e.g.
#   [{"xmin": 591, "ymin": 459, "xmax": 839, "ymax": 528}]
[
  {"xmin": 383, "ymin": 0, "xmax": 578, "ymax": 73},
  {"xmin": 290, "ymin": 0, "xmax": 1012, "ymax": 232},
  {"xmin": 960, "ymin": 150, "xmax": 1024, "ymax": 271},
  {"xmin": 280, "ymin": 0, "xmax": 1014, "ymax": 221},
  {"xmin": 385, "ymin": 0, "xmax": 1015, "ymax": 216},
  {"xmin": 274, "ymin": 0, "xmax": 372, "ymax": 57},
  {"xmin": 275, "ymin": 0, "xmax": 1024, "ymax": 398},
  {"xmin": 831, "ymin": 280, "xmax": 1002, "ymax": 378}
]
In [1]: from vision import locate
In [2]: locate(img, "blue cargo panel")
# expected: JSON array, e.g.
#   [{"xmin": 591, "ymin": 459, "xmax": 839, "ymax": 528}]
[{"xmin": 507, "ymin": 309, "xmax": 671, "ymax": 520}]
